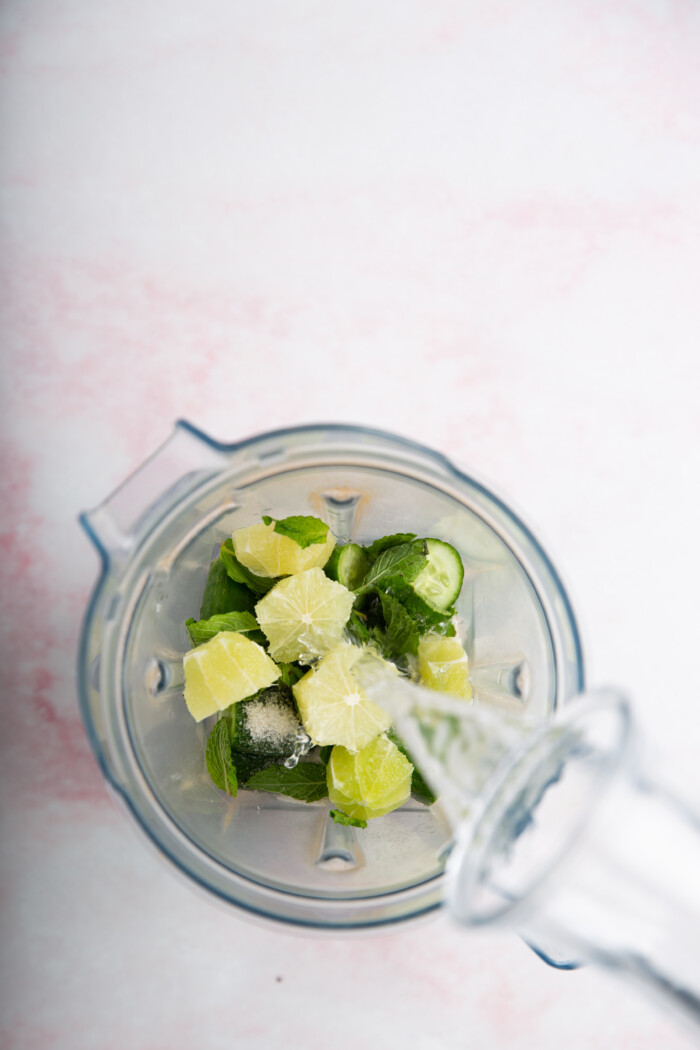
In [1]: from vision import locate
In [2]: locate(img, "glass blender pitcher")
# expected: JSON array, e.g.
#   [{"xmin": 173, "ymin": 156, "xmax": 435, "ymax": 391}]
[{"xmin": 78, "ymin": 423, "xmax": 583, "ymax": 944}]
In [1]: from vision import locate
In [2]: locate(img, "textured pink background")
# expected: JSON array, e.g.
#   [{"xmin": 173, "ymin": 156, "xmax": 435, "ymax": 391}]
[{"xmin": 2, "ymin": 2, "xmax": 700, "ymax": 1047}]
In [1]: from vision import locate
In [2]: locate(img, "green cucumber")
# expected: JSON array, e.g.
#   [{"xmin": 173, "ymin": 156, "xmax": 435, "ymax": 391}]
[
  {"xmin": 226, "ymin": 685, "xmax": 301, "ymax": 756},
  {"xmin": 323, "ymin": 546, "xmax": 342, "ymax": 580},
  {"xmin": 411, "ymin": 539, "xmax": 464, "ymax": 611},
  {"xmin": 325, "ymin": 542, "xmax": 370, "ymax": 590},
  {"xmin": 232, "ymin": 751, "xmax": 281, "ymax": 784}
]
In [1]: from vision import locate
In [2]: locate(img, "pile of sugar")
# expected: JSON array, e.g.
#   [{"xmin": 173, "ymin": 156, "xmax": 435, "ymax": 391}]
[{"xmin": 244, "ymin": 696, "xmax": 299, "ymax": 748}]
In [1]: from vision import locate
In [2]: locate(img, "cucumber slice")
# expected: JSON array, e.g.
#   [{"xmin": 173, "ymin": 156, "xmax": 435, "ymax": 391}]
[
  {"xmin": 411, "ymin": 539, "xmax": 464, "ymax": 611},
  {"xmin": 325, "ymin": 543, "xmax": 369, "ymax": 590},
  {"xmin": 232, "ymin": 751, "xmax": 280, "ymax": 784},
  {"xmin": 323, "ymin": 546, "xmax": 341, "ymax": 580}
]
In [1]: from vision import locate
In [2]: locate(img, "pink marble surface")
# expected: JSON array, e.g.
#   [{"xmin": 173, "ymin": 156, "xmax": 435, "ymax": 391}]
[{"xmin": 2, "ymin": 1, "xmax": 700, "ymax": 1047}]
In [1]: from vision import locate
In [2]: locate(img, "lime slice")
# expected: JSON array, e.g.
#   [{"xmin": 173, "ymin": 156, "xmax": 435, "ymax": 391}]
[
  {"xmin": 232, "ymin": 521, "xmax": 336, "ymax": 578},
  {"xmin": 327, "ymin": 735, "xmax": 413, "ymax": 821},
  {"xmin": 183, "ymin": 631, "xmax": 280, "ymax": 721},
  {"xmin": 293, "ymin": 643, "xmax": 392, "ymax": 750},
  {"xmin": 417, "ymin": 634, "xmax": 473, "ymax": 700},
  {"xmin": 255, "ymin": 568, "xmax": 354, "ymax": 662}
]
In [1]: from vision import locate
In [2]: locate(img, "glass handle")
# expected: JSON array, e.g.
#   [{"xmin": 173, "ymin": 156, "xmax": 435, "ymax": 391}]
[{"xmin": 80, "ymin": 422, "xmax": 226, "ymax": 566}]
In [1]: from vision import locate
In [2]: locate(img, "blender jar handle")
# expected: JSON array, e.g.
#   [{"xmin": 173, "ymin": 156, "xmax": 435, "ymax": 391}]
[
  {"xmin": 78, "ymin": 423, "xmax": 228, "ymax": 793},
  {"xmin": 80, "ymin": 422, "xmax": 227, "ymax": 567}
]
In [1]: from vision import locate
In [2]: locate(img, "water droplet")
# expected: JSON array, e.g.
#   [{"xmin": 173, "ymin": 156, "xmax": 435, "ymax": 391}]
[{"xmin": 284, "ymin": 727, "xmax": 313, "ymax": 768}]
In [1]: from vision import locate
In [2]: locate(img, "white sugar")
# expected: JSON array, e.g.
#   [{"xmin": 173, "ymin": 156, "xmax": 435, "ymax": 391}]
[{"xmin": 244, "ymin": 696, "xmax": 299, "ymax": 747}]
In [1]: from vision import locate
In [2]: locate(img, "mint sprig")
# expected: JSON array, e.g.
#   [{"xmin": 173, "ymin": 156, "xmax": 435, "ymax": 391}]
[
  {"xmin": 205, "ymin": 719, "xmax": 238, "ymax": 795},
  {"xmin": 354, "ymin": 540, "xmax": 427, "ymax": 595},
  {"xmin": 246, "ymin": 763, "xmax": 329, "ymax": 802},
  {"xmin": 408, "ymin": 766, "xmax": 437, "ymax": 807},
  {"xmin": 220, "ymin": 538, "xmax": 276, "ymax": 594},
  {"xmin": 262, "ymin": 514, "xmax": 329, "ymax": 549},
  {"xmin": 330, "ymin": 809, "xmax": 367, "ymax": 829},
  {"xmin": 277, "ymin": 661, "xmax": 305, "ymax": 687},
  {"xmin": 199, "ymin": 556, "xmax": 257, "ymax": 619},
  {"xmin": 384, "ymin": 581, "xmax": 456, "ymax": 633},
  {"xmin": 345, "ymin": 609, "xmax": 372, "ymax": 646},
  {"xmin": 376, "ymin": 590, "xmax": 420, "ymax": 657},
  {"xmin": 364, "ymin": 533, "xmax": 417, "ymax": 560},
  {"xmin": 186, "ymin": 610, "xmax": 261, "ymax": 647}
]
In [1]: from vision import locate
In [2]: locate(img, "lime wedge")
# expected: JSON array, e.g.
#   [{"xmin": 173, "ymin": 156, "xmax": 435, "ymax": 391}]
[
  {"xmin": 417, "ymin": 634, "xmax": 472, "ymax": 700},
  {"xmin": 183, "ymin": 631, "xmax": 280, "ymax": 721},
  {"xmin": 327, "ymin": 735, "xmax": 413, "ymax": 821},
  {"xmin": 233, "ymin": 521, "xmax": 336, "ymax": 577}
]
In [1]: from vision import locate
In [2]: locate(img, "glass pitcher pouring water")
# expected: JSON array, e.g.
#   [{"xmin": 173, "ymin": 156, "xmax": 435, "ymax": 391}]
[{"xmin": 366, "ymin": 669, "xmax": 700, "ymax": 1031}]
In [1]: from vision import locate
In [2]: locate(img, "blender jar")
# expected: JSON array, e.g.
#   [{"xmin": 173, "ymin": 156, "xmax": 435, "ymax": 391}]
[{"xmin": 78, "ymin": 422, "xmax": 583, "ymax": 935}]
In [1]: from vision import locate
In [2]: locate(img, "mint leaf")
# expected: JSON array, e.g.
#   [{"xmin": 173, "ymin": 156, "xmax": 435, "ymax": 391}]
[
  {"xmin": 376, "ymin": 591, "xmax": 420, "ymax": 657},
  {"xmin": 186, "ymin": 610, "xmax": 261, "ymax": 647},
  {"xmin": 205, "ymin": 719, "xmax": 238, "ymax": 795},
  {"xmin": 385, "ymin": 582, "xmax": 455, "ymax": 634},
  {"xmin": 365, "ymin": 533, "xmax": 417, "ymax": 560},
  {"xmin": 262, "ymin": 515, "xmax": 329, "ymax": 549},
  {"xmin": 409, "ymin": 767, "xmax": 438, "ymax": 807},
  {"xmin": 199, "ymin": 556, "xmax": 257, "ymax": 619},
  {"xmin": 355, "ymin": 540, "xmax": 427, "ymax": 595},
  {"xmin": 220, "ymin": 538, "xmax": 276, "ymax": 594},
  {"xmin": 318, "ymin": 745, "xmax": 333, "ymax": 766},
  {"xmin": 277, "ymin": 661, "xmax": 305, "ymax": 687},
  {"xmin": 345, "ymin": 609, "xmax": 371, "ymax": 646},
  {"xmin": 330, "ymin": 809, "xmax": 367, "ymax": 829},
  {"xmin": 246, "ymin": 762, "xmax": 329, "ymax": 802}
]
